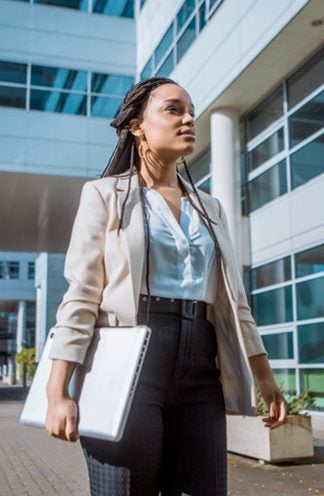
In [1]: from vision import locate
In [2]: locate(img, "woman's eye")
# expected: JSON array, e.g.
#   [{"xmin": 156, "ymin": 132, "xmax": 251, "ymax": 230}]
[{"xmin": 167, "ymin": 107, "xmax": 179, "ymax": 113}]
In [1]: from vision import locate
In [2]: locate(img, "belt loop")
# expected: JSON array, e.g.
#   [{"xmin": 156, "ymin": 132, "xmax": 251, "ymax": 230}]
[{"xmin": 182, "ymin": 300, "xmax": 198, "ymax": 320}]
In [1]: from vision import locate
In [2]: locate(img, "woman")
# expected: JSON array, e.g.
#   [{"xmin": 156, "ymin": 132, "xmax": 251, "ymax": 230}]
[{"xmin": 46, "ymin": 77, "xmax": 287, "ymax": 495}]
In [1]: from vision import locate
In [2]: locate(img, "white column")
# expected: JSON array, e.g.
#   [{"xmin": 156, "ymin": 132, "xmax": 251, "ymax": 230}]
[
  {"xmin": 210, "ymin": 109, "xmax": 242, "ymax": 262},
  {"xmin": 16, "ymin": 300, "xmax": 26, "ymax": 354}
]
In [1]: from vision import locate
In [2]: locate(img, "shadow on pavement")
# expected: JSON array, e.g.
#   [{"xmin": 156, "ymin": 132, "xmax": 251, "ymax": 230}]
[{"xmin": 0, "ymin": 385, "xmax": 29, "ymax": 402}]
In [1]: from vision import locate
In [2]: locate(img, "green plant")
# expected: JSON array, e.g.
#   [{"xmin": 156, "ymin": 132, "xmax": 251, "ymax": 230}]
[
  {"xmin": 256, "ymin": 384, "xmax": 316, "ymax": 416},
  {"xmin": 16, "ymin": 347, "xmax": 36, "ymax": 380}
]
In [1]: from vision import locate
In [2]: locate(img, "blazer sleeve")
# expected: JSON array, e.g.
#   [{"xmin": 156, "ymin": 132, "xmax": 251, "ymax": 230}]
[
  {"xmin": 217, "ymin": 199, "xmax": 267, "ymax": 358},
  {"xmin": 49, "ymin": 181, "xmax": 108, "ymax": 364}
]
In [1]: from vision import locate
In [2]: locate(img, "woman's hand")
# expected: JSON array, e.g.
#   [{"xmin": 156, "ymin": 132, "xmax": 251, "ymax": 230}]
[
  {"xmin": 248, "ymin": 354, "xmax": 287, "ymax": 429},
  {"xmin": 45, "ymin": 359, "xmax": 79, "ymax": 442},
  {"xmin": 45, "ymin": 395, "xmax": 79, "ymax": 442},
  {"xmin": 258, "ymin": 377, "xmax": 287, "ymax": 429}
]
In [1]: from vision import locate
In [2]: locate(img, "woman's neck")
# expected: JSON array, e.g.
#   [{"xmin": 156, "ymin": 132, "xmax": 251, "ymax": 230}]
[{"xmin": 139, "ymin": 161, "xmax": 179, "ymax": 190}]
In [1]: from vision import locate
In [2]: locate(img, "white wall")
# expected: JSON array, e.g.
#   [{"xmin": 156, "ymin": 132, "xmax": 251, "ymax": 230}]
[
  {"xmin": 0, "ymin": 0, "xmax": 136, "ymax": 178},
  {"xmin": 250, "ymin": 174, "xmax": 324, "ymax": 265}
]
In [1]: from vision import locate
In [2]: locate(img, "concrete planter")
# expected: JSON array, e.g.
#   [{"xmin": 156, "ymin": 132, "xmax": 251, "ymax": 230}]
[{"xmin": 226, "ymin": 414, "xmax": 314, "ymax": 462}]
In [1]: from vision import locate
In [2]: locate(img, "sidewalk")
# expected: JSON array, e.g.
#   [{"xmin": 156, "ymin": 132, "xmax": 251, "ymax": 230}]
[{"xmin": 1, "ymin": 385, "xmax": 324, "ymax": 496}]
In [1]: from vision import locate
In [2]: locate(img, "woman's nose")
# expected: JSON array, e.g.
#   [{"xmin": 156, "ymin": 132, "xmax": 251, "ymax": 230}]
[{"xmin": 182, "ymin": 112, "xmax": 195, "ymax": 125}]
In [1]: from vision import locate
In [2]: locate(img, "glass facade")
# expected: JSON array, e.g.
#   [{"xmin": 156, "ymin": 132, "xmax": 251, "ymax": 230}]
[
  {"xmin": 15, "ymin": 0, "xmax": 135, "ymax": 17},
  {"xmin": 250, "ymin": 242, "xmax": 324, "ymax": 409},
  {"xmin": 140, "ymin": 0, "xmax": 224, "ymax": 80},
  {"xmin": 0, "ymin": 261, "xmax": 20, "ymax": 280},
  {"xmin": 243, "ymin": 48, "xmax": 323, "ymax": 213},
  {"xmin": 0, "ymin": 60, "xmax": 134, "ymax": 119}
]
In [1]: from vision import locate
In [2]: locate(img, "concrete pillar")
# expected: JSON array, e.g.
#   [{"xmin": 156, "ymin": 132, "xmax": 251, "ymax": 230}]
[
  {"xmin": 210, "ymin": 109, "xmax": 242, "ymax": 262},
  {"xmin": 16, "ymin": 300, "xmax": 26, "ymax": 354}
]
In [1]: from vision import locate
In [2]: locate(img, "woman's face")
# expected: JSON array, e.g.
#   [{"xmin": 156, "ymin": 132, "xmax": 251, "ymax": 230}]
[{"xmin": 137, "ymin": 83, "xmax": 196, "ymax": 161}]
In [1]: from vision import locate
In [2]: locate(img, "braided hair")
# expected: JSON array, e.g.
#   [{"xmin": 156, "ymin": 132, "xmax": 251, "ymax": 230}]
[{"xmin": 100, "ymin": 77, "xmax": 221, "ymax": 322}]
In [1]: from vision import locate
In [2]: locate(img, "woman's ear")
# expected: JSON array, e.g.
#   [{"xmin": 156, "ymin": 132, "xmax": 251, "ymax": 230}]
[{"xmin": 129, "ymin": 118, "xmax": 144, "ymax": 138}]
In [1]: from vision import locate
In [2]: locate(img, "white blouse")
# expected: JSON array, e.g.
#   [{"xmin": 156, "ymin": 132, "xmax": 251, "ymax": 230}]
[{"xmin": 140, "ymin": 188, "xmax": 217, "ymax": 304}]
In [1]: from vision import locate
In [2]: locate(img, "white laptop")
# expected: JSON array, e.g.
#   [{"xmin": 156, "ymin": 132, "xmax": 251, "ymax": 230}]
[{"xmin": 20, "ymin": 325, "xmax": 151, "ymax": 442}]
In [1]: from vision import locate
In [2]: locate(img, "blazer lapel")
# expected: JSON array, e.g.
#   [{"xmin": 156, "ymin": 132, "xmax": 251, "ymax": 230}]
[{"xmin": 116, "ymin": 174, "xmax": 145, "ymax": 315}]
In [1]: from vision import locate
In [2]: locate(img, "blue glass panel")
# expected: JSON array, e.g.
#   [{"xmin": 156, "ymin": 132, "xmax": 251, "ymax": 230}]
[
  {"xmin": 91, "ymin": 73, "xmax": 133, "ymax": 96},
  {"xmin": 300, "ymin": 369, "xmax": 324, "ymax": 411},
  {"xmin": 246, "ymin": 86, "xmax": 283, "ymax": 141},
  {"xmin": 34, "ymin": 0, "xmax": 88, "ymax": 11},
  {"xmin": 287, "ymin": 48, "xmax": 324, "ymax": 109},
  {"xmin": 155, "ymin": 50, "xmax": 174, "ymax": 77},
  {"xmin": 30, "ymin": 89, "xmax": 87, "ymax": 115},
  {"xmin": 295, "ymin": 244, "xmax": 324, "ymax": 278},
  {"xmin": 199, "ymin": 1, "xmax": 207, "ymax": 32},
  {"xmin": 93, "ymin": 0, "xmax": 134, "ymax": 18},
  {"xmin": 252, "ymin": 285, "xmax": 293, "ymax": 326},
  {"xmin": 140, "ymin": 0, "xmax": 147, "ymax": 8},
  {"xmin": 208, "ymin": 0, "xmax": 224, "ymax": 19},
  {"xmin": 0, "ymin": 86, "xmax": 26, "ymax": 109},
  {"xmin": 272, "ymin": 369, "xmax": 296, "ymax": 394},
  {"xmin": 155, "ymin": 25, "xmax": 173, "ymax": 67},
  {"xmin": 248, "ymin": 127, "xmax": 284, "ymax": 171},
  {"xmin": 31, "ymin": 65, "xmax": 87, "ymax": 92},
  {"xmin": 290, "ymin": 133, "xmax": 324, "ymax": 189},
  {"xmin": 140, "ymin": 57, "xmax": 153, "ymax": 81},
  {"xmin": 0, "ymin": 61, "xmax": 27, "ymax": 84},
  {"xmin": 177, "ymin": 17, "xmax": 196, "ymax": 64},
  {"xmin": 289, "ymin": 90, "xmax": 324, "ymax": 148},
  {"xmin": 177, "ymin": 0, "xmax": 195, "ymax": 33},
  {"xmin": 252, "ymin": 257, "xmax": 291, "ymax": 290},
  {"xmin": 262, "ymin": 332, "xmax": 294, "ymax": 359},
  {"xmin": 299, "ymin": 322, "xmax": 324, "ymax": 364},
  {"xmin": 296, "ymin": 276, "xmax": 324, "ymax": 320},
  {"xmin": 248, "ymin": 159, "xmax": 287, "ymax": 212},
  {"xmin": 91, "ymin": 96, "xmax": 122, "ymax": 118}
]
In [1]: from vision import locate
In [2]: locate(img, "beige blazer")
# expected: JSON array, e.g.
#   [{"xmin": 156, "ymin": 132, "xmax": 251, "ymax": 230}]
[{"xmin": 49, "ymin": 173, "xmax": 267, "ymax": 415}]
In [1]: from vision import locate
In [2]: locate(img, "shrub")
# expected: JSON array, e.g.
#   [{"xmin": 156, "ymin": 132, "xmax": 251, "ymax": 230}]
[
  {"xmin": 16, "ymin": 348, "xmax": 36, "ymax": 380},
  {"xmin": 256, "ymin": 385, "xmax": 316, "ymax": 416}
]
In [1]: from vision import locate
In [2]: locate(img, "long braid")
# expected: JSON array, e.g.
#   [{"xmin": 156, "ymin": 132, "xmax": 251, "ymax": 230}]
[{"xmin": 181, "ymin": 158, "xmax": 222, "ymax": 277}]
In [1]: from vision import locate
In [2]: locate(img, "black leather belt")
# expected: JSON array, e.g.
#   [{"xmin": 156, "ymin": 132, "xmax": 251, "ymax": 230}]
[{"xmin": 138, "ymin": 294, "xmax": 207, "ymax": 320}]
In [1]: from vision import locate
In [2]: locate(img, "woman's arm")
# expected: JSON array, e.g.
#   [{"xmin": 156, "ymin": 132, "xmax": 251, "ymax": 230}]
[
  {"xmin": 217, "ymin": 199, "xmax": 287, "ymax": 427},
  {"xmin": 249, "ymin": 354, "xmax": 287, "ymax": 429},
  {"xmin": 46, "ymin": 359, "xmax": 79, "ymax": 442}
]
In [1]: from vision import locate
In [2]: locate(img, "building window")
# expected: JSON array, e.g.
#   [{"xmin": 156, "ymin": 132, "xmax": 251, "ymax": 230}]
[
  {"xmin": 252, "ymin": 285, "xmax": 293, "ymax": 327},
  {"xmin": 262, "ymin": 331, "xmax": 294, "ymax": 360},
  {"xmin": 0, "ymin": 261, "xmax": 20, "ymax": 280},
  {"xmin": 177, "ymin": 17, "xmax": 196, "ymax": 64},
  {"xmin": 0, "ymin": 61, "xmax": 27, "ymax": 110},
  {"xmin": 300, "ymin": 369, "xmax": 324, "ymax": 411},
  {"xmin": 290, "ymin": 132, "xmax": 324, "ymax": 190},
  {"xmin": 298, "ymin": 322, "xmax": 324, "ymax": 365},
  {"xmin": 93, "ymin": 0, "xmax": 134, "ymax": 18},
  {"xmin": 28, "ymin": 262, "xmax": 35, "ymax": 280},
  {"xmin": 242, "ymin": 48, "xmax": 323, "ymax": 214},
  {"xmin": 0, "ymin": 59, "xmax": 133, "ymax": 119},
  {"xmin": 139, "ymin": 0, "xmax": 147, "ymax": 9},
  {"xmin": 246, "ymin": 86, "xmax": 283, "ymax": 141},
  {"xmin": 295, "ymin": 243, "xmax": 324, "ymax": 278},
  {"xmin": 33, "ymin": 0, "xmax": 88, "ymax": 11},
  {"xmin": 91, "ymin": 73, "xmax": 133, "ymax": 118},
  {"xmin": 248, "ymin": 159, "xmax": 287, "ymax": 212},
  {"xmin": 272, "ymin": 368, "xmax": 296, "ymax": 395},
  {"xmin": 248, "ymin": 127, "xmax": 284, "ymax": 171},
  {"xmin": 296, "ymin": 276, "xmax": 324, "ymax": 321},
  {"xmin": 139, "ymin": 0, "xmax": 224, "ymax": 80},
  {"xmin": 289, "ymin": 90, "xmax": 324, "ymax": 148},
  {"xmin": 251, "ymin": 256, "xmax": 291, "ymax": 290},
  {"xmin": 287, "ymin": 48, "xmax": 324, "ymax": 109}
]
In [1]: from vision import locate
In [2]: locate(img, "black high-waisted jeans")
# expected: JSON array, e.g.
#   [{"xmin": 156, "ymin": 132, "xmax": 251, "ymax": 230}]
[{"xmin": 80, "ymin": 296, "xmax": 227, "ymax": 496}]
